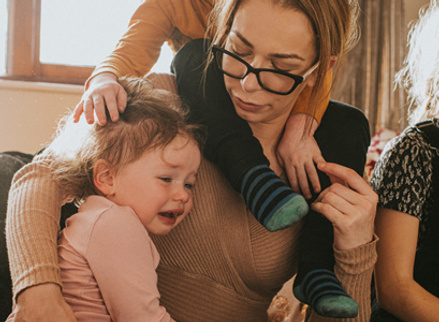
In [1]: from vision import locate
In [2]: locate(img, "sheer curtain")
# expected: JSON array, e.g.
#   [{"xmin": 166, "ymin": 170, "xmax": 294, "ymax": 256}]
[{"xmin": 332, "ymin": 0, "xmax": 406, "ymax": 135}]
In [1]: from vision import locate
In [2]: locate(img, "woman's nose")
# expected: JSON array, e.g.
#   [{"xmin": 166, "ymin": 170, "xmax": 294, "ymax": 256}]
[
  {"xmin": 240, "ymin": 57, "xmax": 265, "ymax": 93},
  {"xmin": 240, "ymin": 71, "xmax": 261, "ymax": 93}
]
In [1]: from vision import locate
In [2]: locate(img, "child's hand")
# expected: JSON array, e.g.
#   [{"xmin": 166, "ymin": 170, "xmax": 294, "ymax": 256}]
[
  {"xmin": 74, "ymin": 72, "xmax": 127, "ymax": 126},
  {"xmin": 277, "ymin": 113, "xmax": 325, "ymax": 199}
]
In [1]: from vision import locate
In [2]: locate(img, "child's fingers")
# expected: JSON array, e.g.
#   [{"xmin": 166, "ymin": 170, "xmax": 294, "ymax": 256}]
[
  {"xmin": 117, "ymin": 87, "xmax": 128, "ymax": 113},
  {"xmin": 305, "ymin": 161, "xmax": 320, "ymax": 195},
  {"xmin": 297, "ymin": 165, "xmax": 311, "ymax": 199},
  {"xmin": 286, "ymin": 167, "xmax": 300, "ymax": 194},
  {"xmin": 83, "ymin": 97, "xmax": 96, "ymax": 125},
  {"xmin": 92, "ymin": 94, "xmax": 108, "ymax": 126},
  {"xmin": 73, "ymin": 101, "xmax": 84, "ymax": 123},
  {"xmin": 104, "ymin": 94, "xmax": 120, "ymax": 123}
]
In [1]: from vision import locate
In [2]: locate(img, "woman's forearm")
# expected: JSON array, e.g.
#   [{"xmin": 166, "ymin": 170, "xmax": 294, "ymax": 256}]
[
  {"xmin": 374, "ymin": 207, "xmax": 436, "ymax": 321},
  {"xmin": 6, "ymin": 154, "xmax": 66, "ymax": 300},
  {"xmin": 379, "ymin": 279, "xmax": 439, "ymax": 321}
]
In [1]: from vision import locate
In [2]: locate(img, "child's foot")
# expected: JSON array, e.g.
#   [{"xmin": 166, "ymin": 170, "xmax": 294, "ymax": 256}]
[
  {"xmin": 240, "ymin": 164, "xmax": 309, "ymax": 232},
  {"xmin": 293, "ymin": 269, "xmax": 359, "ymax": 318}
]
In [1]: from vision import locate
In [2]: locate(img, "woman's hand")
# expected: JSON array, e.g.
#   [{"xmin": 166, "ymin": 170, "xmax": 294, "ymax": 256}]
[
  {"xmin": 277, "ymin": 113, "xmax": 325, "ymax": 199},
  {"xmin": 12, "ymin": 283, "xmax": 77, "ymax": 322},
  {"xmin": 74, "ymin": 72, "xmax": 127, "ymax": 125},
  {"xmin": 311, "ymin": 162, "xmax": 377, "ymax": 250}
]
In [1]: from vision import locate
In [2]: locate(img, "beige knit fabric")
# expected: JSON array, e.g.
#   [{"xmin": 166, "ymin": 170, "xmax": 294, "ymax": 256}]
[{"xmin": 6, "ymin": 73, "xmax": 377, "ymax": 321}]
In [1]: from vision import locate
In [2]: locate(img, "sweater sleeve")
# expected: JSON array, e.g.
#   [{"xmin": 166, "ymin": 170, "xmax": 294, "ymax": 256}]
[
  {"xmin": 291, "ymin": 69, "xmax": 332, "ymax": 124},
  {"xmin": 6, "ymin": 154, "xmax": 70, "ymax": 300},
  {"xmin": 306, "ymin": 237, "xmax": 378, "ymax": 322},
  {"xmin": 85, "ymin": 0, "xmax": 211, "ymax": 89}
]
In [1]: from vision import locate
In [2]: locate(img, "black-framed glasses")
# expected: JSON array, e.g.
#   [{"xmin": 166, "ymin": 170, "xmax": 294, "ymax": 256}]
[{"xmin": 212, "ymin": 45, "xmax": 319, "ymax": 95}]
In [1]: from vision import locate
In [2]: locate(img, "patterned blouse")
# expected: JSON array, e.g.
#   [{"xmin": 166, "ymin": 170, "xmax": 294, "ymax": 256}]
[{"xmin": 370, "ymin": 124, "xmax": 439, "ymax": 250}]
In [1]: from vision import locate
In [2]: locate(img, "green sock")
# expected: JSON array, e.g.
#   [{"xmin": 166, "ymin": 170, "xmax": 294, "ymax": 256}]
[
  {"xmin": 293, "ymin": 269, "xmax": 359, "ymax": 318},
  {"xmin": 240, "ymin": 165, "xmax": 309, "ymax": 232}
]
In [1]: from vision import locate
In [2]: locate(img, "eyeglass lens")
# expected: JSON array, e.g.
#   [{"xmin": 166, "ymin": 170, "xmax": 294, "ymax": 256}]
[{"xmin": 215, "ymin": 49, "xmax": 298, "ymax": 94}]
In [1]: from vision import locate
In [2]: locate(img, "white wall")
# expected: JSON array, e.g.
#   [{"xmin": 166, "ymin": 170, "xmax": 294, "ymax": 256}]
[
  {"xmin": 0, "ymin": 81, "xmax": 82, "ymax": 153},
  {"xmin": 0, "ymin": 0, "xmax": 431, "ymax": 153}
]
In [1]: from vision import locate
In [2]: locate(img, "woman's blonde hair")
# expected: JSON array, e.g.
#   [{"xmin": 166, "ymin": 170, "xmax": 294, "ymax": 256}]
[
  {"xmin": 395, "ymin": 0, "xmax": 439, "ymax": 124},
  {"xmin": 207, "ymin": 0, "xmax": 359, "ymax": 127},
  {"xmin": 46, "ymin": 77, "xmax": 205, "ymax": 203}
]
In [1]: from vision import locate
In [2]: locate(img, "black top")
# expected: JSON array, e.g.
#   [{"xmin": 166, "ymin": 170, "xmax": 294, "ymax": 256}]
[{"xmin": 370, "ymin": 122, "xmax": 439, "ymax": 320}]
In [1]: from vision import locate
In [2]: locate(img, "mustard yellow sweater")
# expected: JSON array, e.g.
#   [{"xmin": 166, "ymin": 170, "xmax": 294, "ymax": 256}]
[
  {"xmin": 7, "ymin": 74, "xmax": 376, "ymax": 321},
  {"xmin": 87, "ymin": 0, "xmax": 330, "ymax": 122}
]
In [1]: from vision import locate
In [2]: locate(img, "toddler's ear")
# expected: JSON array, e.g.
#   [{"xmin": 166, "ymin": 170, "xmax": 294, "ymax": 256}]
[{"xmin": 93, "ymin": 159, "xmax": 116, "ymax": 197}]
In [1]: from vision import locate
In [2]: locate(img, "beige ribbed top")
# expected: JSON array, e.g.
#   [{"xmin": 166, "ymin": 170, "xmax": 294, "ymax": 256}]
[{"xmin": 6, "ymin": 74, "xmax": 377, "ymax": 322}]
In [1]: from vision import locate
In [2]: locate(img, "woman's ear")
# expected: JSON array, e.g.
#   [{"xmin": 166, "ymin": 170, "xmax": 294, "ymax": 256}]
[
  {"xmin": 304, "ymin": 67, "xmax": 318, "ymax": 87},
  {"xmin": 93, "ymin": 159, "xmax": 116, "ymax": 197},
  {"xmin": 306, "ymin": 55, "xmax": 338, "ymax": 87},
  {"xmin": 327, "ymin": 55, "xmax": 338, "ymax": 71}
]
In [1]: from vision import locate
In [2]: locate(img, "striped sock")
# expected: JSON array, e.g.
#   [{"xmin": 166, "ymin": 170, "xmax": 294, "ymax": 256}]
[
  {"xmin": 293, "ymin": 269, "xmax": 359, "ymax": 318},
  {"xmin": 240, "ymin": 165, "xmax": 309, "ymax": 232}
]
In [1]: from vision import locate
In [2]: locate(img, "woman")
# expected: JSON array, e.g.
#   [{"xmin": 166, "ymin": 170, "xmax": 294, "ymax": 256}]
[
  {"xmin": 6, "ymin": 0, "xmax": 377, "ymax": 321},
  {"xmin": 371, "ymin": 1, "xmax": 439, "ymax": 320}
]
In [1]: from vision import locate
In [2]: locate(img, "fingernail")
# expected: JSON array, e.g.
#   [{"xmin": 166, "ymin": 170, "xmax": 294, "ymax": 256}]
[{"xmin": 318, "ymin": 163, "xmax": 326, "ymax": 169}]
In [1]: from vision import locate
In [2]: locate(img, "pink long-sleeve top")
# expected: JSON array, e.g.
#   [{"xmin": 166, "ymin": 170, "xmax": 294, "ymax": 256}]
[{"xmin": 58, "ymin": 195, "xmax": 174, "ymax": 322}]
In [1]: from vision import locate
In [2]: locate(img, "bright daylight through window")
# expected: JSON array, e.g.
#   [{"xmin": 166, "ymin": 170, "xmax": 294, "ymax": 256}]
[
  {"xmin": 40, "ymin": 0, "xmax": 173, "ymax": 72},
  {"xmin": 1, "ymin": 0, "xmax": 174, "ymax": 83}
]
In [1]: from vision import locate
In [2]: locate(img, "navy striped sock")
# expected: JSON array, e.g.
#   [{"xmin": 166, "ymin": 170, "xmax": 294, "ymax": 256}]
[
  {"xmin": 293, "ymin": 269, "xmax": 359, "ymax": 318},
  {"xmin": 240, "ymin": 165, "xmax": 309, "ymax": 232}
]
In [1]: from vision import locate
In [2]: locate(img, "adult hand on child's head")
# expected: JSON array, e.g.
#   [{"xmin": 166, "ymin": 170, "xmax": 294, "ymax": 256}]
[
  {"xmin": 74, "ymin": 72, "xmax": 127, "ymax": 126},
  {"xmin": 311, "ymin": 162, "xmax": 378, "ymax": 250},
  {"xmin": 12, "ymin": 283, "xmax": 77, "ymax": 322},
  {"xmin": 277, "ymin": 113, "xmax": 325, "ymax": 200}
]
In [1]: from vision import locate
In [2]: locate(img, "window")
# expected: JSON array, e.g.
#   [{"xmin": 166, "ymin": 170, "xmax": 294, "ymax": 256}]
[{"xmin": 1, "ymin": 0, "xmax": 173, "ymax": 85}]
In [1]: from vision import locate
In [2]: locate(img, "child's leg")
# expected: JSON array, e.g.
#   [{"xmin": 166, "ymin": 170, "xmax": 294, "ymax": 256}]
[
  {"xmin": 293, "ymin": 212, "xmax": 359, "ymax": 318},
  {"xmin": 171, "ymin": 39, "xmax": 308, "ymax": 231},
  {"xmin": 293, "ymin": 102, "xmax": 371, "ymax": 318}
]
